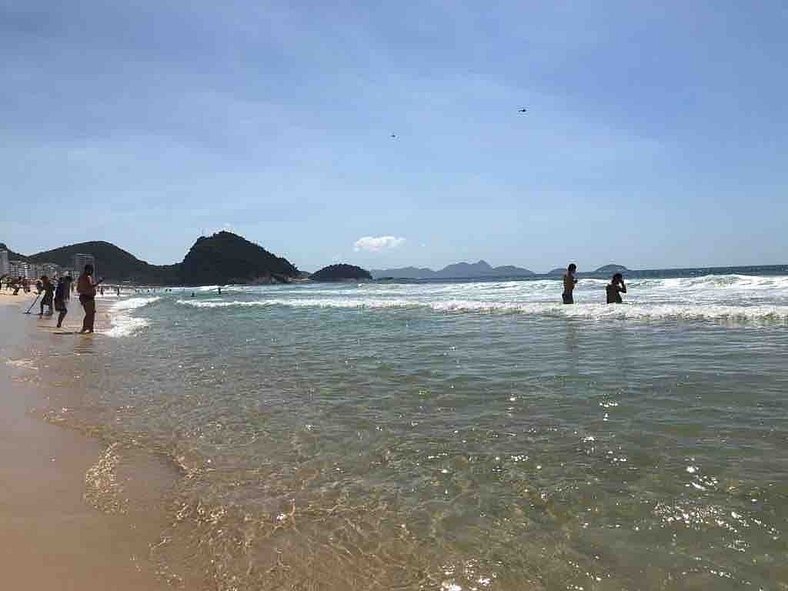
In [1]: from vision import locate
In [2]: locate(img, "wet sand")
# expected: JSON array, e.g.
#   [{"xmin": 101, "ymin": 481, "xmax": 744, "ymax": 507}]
[{"xmin": 0, "ymin": 294, "xmax": 175, "ymax": 590}]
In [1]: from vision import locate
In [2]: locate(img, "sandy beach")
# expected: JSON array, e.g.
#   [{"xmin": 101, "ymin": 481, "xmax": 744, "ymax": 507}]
[{"xmin": 0, "ymin": 293, "xmax": 173, "ymax": 590}]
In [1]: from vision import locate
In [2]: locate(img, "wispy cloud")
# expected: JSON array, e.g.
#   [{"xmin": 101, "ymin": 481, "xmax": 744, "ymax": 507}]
[{"xmin": 353, "ymin": 235, "xmax": 406, "ymax": 252}]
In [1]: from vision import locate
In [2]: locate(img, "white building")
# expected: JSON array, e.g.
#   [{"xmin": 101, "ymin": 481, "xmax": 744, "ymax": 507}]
[
  {"xmin": 9, "ymin": 260, "xmax": 30, "ymax": 279},
  {"xmin": 0, "ymin": 249, "xmax": 8, "ymax": 276}
]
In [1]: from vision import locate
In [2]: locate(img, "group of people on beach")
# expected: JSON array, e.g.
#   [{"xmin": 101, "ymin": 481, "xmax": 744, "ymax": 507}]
[
  {"xmin": 2, "ymin": 275, "xmax": 36, "ymax": 295},
  {"xmin": 2, "ymin": 264, "xmax": 103, "ymax": 333},
  {"xmin": 562, "ymin": 263, "xmax": 627, "ymax": 304}
]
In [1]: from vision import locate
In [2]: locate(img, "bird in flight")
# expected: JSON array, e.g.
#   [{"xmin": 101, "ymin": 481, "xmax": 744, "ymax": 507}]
[
  {"xmin": 518, "ymin": 108, "xmax": 527, "ymax": 113},
  {"xmin": 390, "ymin": 133, "xmax": 397, "ymax": 138}
]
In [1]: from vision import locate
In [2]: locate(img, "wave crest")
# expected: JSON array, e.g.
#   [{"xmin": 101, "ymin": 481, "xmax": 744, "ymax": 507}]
[
  {"xmin": 174, "ymin": 298, "xmax": 788, "ymax": 323},
  {"xmin": 106, "ymin": 297, "xmax": 160, "ymax": 337}
]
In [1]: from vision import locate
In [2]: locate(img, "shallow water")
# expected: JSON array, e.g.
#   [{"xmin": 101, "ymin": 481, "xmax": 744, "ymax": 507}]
[{"xmin": 24, "ymin": 274, "xmax": 788, "ymax": 589}]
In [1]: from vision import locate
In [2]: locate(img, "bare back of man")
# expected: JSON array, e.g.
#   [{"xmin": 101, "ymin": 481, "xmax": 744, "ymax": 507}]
[{"xmin": 562, "ymin": 263, "xmax": 578, "ymax": 304}]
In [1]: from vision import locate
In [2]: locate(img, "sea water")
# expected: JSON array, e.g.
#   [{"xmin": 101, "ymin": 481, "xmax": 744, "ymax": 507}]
[{"xmin": 26, "ymin": 273, "xmax": 788, "ymax": 589}]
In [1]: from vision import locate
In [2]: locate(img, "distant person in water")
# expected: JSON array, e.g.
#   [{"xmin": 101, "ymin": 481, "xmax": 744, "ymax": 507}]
[
  {"xmin": 562, "ymin": 263, "xmax": 578, "ymax": 304},
  {"xmin": 54, "ymin": 274, "xmax": 72, "ymax": 328},
  {"xmin": 606, "ymin": 273, "xmax": 627, "ymax": 304},
  {"xmin": 77, "ymin": 264, "xmax": 100, "ymax": 333},
  {"xmin": 39, "ymin": 276, "xmax": 55, "ymax": 317}
]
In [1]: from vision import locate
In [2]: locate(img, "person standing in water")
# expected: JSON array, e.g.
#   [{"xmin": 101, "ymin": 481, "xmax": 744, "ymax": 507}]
[
  {"xmin": 77, "ymin": 264, "xmax": 99, "ymax": 333},
  {"xmin": 606, "ymin": 273, "xmax": 627, "ymax": 304},
  {"xmin": 562, "ymin": 263, "xmax": 578, "ymax": 304},
  {"xmin": 54, "ymin": 274, "xmax": 72, "ymax": 328},
  {"xmin": 39, "ymin": 276, "xmax": 55, "ymax": 317}
]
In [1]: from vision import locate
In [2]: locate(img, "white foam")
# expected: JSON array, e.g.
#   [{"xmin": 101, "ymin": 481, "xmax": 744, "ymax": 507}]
[
  {"xmin": 111, "ymin": 296, "xmax": 161, "ymax": 312},
  {"xmin": 106, "ymin": 297, "xmax": 160, "ymax": 337},
  {"xmin": 105, "ymin": 315, "xmax": 151, "ymax": 337},
  {"xmin": 5, "ymin": 358, "xmax": 37, "ymax": 370},
  {"xmin": 174, "ymin": 296, "xmax": 788, "ymax": 322}
]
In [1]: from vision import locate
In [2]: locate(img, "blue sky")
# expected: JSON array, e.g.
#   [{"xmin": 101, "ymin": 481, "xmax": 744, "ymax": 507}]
[{"xmin": 2, "ymin": 0, "xmax": 786, "ymax": 272}]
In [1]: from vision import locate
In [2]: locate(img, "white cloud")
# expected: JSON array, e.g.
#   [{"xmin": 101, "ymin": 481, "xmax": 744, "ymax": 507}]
[{"xmin": 353, "ymin": 235, "xmax": 406, "ymax": 253}]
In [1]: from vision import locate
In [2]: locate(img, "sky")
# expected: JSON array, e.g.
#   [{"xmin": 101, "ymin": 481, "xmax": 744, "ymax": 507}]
[{"xmin": 1, "ymin": 0, "xmax": 787, "ymax": 273}]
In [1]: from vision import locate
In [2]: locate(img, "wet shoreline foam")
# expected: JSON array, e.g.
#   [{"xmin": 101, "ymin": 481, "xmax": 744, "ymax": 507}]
[{"xmin": 106, "ymin": 296, "xmax": 160, "ymax": 337}]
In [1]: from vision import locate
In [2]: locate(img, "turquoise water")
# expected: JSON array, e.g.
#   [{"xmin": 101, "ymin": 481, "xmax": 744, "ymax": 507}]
[{"xmin": 24, "ymin": 275, "xmax": 788, "ymax": 589}]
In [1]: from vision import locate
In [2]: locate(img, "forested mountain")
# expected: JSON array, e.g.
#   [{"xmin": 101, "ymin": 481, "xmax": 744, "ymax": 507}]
[
  {"xmin": 179, "ymin": 231, "xmax": 298, "ymax": 284},
  {"xmin": 1, "ymin": 232, "xmax": 299, "ymax": 285},
  {"xmin": 26, "ymin": 241, "xmax": 176, "ymax": 283},
  {"xmin": 310, "ymin": 264, "xmax": 372, "ymax": 282}
]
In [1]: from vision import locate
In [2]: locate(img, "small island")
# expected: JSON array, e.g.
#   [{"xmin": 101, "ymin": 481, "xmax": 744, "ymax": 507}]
[
  {"xmin": 594, "ymin": 264, "xmax": 629, "ymax": 274},
  {"xmin": 309, "ymin": 264, "xmax": 372, "ymax": 282}
]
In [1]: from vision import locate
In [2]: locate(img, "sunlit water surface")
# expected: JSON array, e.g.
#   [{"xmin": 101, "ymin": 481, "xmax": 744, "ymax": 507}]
[{"xmin": 22, "ymin": 275, "xmax": 788, "ymax": 589}]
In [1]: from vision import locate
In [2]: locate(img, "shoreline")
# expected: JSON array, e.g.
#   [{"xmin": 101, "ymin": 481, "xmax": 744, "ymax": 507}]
[{"xmin": 0, "ymin": 295, "xmax": 175, "ymax": 590}]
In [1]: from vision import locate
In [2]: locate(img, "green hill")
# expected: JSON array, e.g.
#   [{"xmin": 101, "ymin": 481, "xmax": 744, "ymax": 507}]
[
  {"xmin": 0, "ymin": 243, "xmax": 28, "ymax": 262},
  {"xmin": 594, "ymin": 264, "xmax": 629, "ymax": 274},
  {"xmin": 27, "ymin": 241, "xmax": 176, "ymax": 283},
  {"xmin": 2, "ymin": 232, "xmax": 300, "ymax": 285},
  {"xmin": 310, "ymin": 264, "xmax": 372, "ymax": 282},
  {"xmin": 178, "ymin": 231, "xmax": 299, "ymax": 285}
]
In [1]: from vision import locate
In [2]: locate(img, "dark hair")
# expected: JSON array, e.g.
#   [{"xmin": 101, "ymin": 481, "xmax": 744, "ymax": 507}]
[
  {"xmin": 568, "ymin": 263, "xmax": 577, "ymax": 272},
  {"xmin": 84, "ymin": 264, "xmax": 94, "ymax": 274},
  {"xmin": 612, "ymin": 273, "xmax": 623, "ymax": 282}
]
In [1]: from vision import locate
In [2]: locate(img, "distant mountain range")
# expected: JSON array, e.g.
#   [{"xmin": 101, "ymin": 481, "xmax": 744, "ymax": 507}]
[
  {"xmin": 547, "ymin": 264, "xmax": 630, "ymax": 276},
  {"xmin": 1, "ymin": 232, "xmax": 302, "ymax": 285},
  {"xmin": 371, "ymin": 260, "xmax": 535, "ymax": 280}
]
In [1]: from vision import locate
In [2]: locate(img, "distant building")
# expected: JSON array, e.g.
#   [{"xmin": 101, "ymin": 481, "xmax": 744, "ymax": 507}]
[
  {"xmin": 41, "ymin": 263, "xmax": 62, "ymax": 278},
  {"xmin": 0, "ymin": 249, "xmax": 8, "ymax": 276},
  {"xmin": 74, "ymin": 253, "xmax": 96, "ymax": 276},
  {"xmin": 9, "ymin": 260, "xmax": 30, "ymax": 279}
]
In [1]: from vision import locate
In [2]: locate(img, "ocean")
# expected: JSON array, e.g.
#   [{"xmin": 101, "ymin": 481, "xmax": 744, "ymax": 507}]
[{"xmin": 22, "ymin": 270, "xmax": 788, "ymax": 589}]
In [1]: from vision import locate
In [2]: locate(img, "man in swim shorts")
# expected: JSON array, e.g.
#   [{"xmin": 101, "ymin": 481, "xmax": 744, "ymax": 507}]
[
  {"xmin": 77, "ymin": 264, "xmax": 98, "ymax": 333},
  {"xmin": 562, "ymin": 263, "xmax": 578, "ymax": 304}
]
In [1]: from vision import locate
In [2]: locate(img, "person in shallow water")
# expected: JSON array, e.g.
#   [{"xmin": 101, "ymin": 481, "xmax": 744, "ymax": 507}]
[
  {"xmin": 562, "ymin": 263, "xmax": 578, "ymax": 304},
  {"xmin": 606, "ymin": 273, "xmax": 627, "ymax": 304},
  {"xmin": 39, "ymin": 275, "xmax": 55, "ymax": 317},
  {"xmin": 76, "ymin": 264, "xmax": 100, "ymax": 333},
  {"xmin": 54, "ymin": 274, "xmax": 72, "ymax": 328}
]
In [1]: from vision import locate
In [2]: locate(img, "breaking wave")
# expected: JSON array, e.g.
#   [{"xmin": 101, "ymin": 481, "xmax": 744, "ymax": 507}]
[
  {"xmin": 174, "ymin": 298, "xmax": 788, "ymax": 323},
  {"xmin": 106, "ymin": 297, "xmax": 160, "ymax": 337}
]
